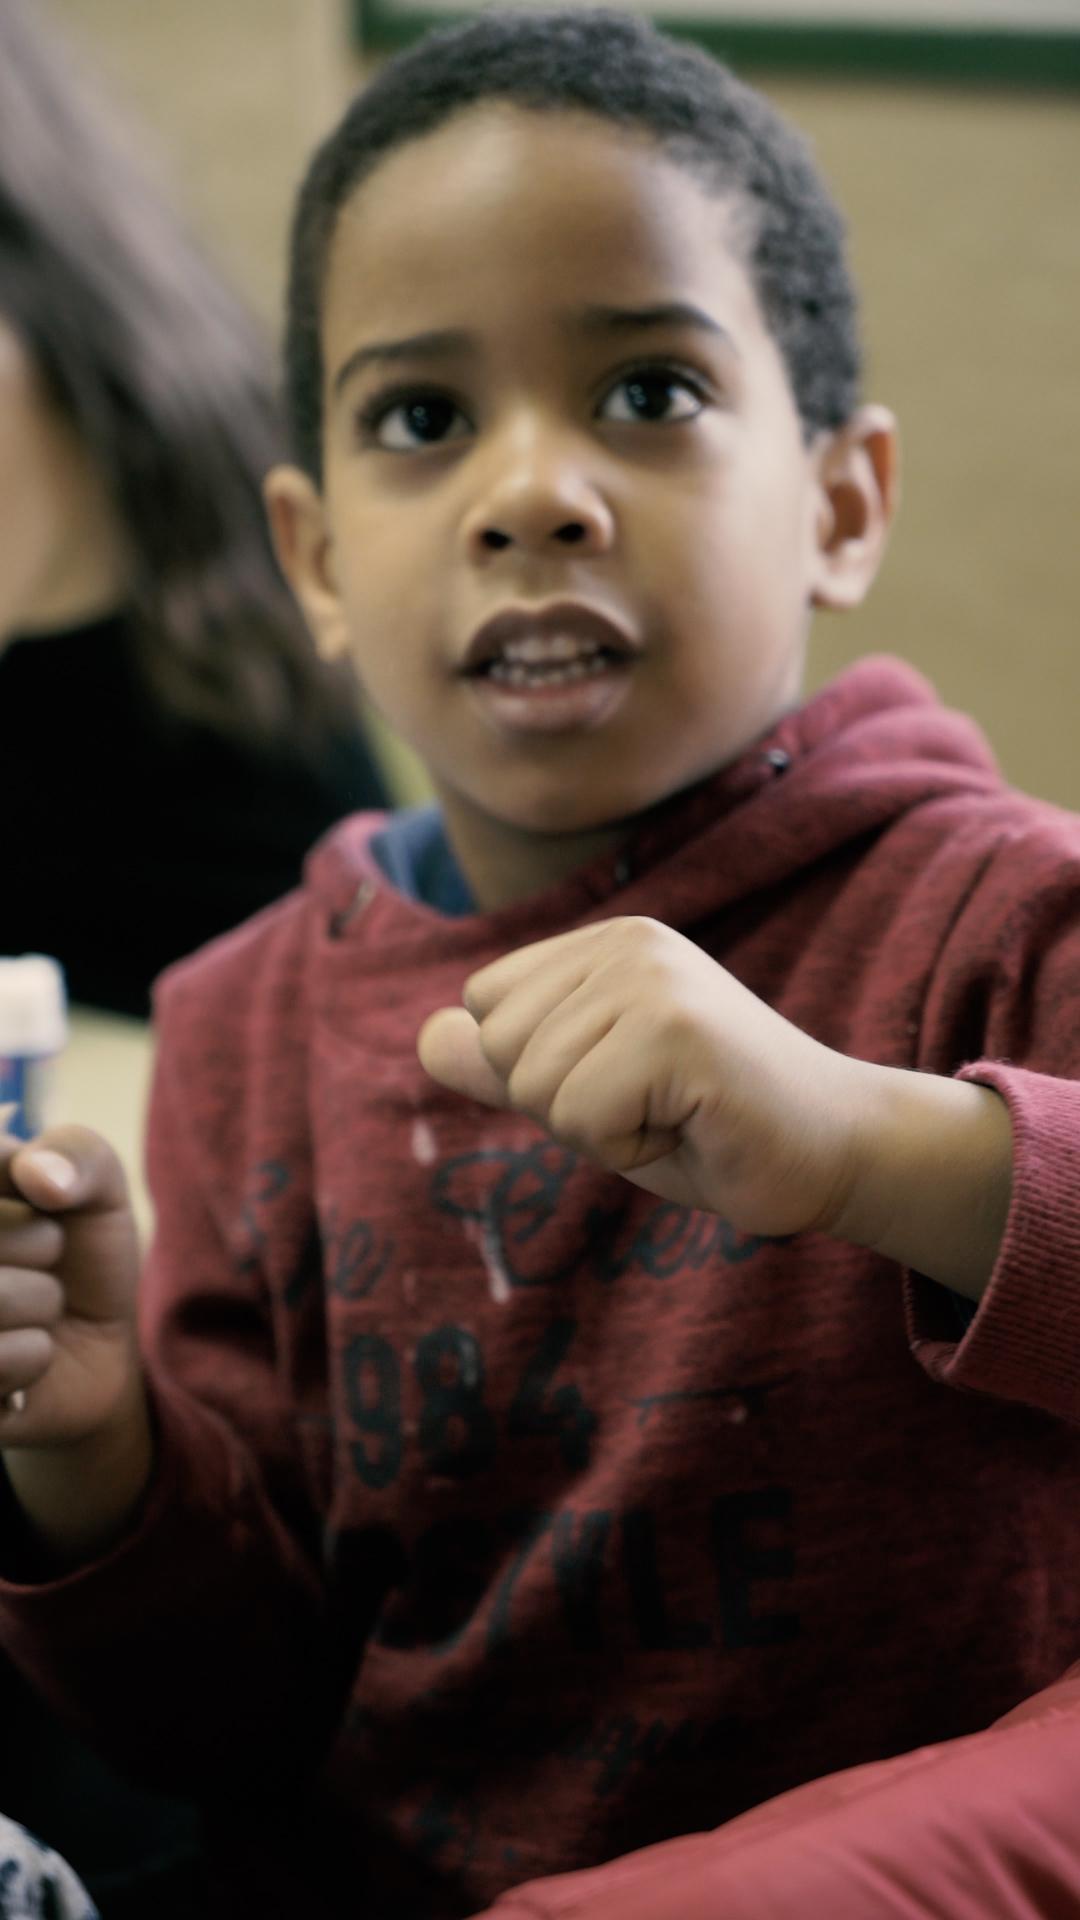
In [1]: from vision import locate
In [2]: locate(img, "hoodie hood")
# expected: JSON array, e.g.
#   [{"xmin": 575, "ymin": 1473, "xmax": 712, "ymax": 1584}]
[{"xmin": 304, "ymin": 657, "xmax": 1003, "ymax": 972}]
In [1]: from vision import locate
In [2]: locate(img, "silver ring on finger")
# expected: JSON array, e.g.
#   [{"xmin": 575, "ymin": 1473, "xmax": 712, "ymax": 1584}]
[{"xmin": 1, "ymin": 1389, "xmax": 27, "ymax": 1417}]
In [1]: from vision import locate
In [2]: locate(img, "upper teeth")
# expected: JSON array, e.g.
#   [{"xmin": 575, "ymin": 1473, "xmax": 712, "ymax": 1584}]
[{"xmin": 496, "ymin": 634, "xmax": 602, "ymax": 666}]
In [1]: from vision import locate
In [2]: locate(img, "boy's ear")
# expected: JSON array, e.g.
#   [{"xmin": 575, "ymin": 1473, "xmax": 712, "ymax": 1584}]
[
  {"xmin": 809, "ymin": 405, "xmax": 899, "ymax": 612},
  {"xmin": 264, "ymin": 464, "xmax": 352, "ymax": 661}
]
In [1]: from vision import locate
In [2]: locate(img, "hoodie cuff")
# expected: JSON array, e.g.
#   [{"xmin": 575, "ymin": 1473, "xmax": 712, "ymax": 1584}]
[
  {"xmin": 0, "ymin": 1376, "xmax": 237, "ymax": 1631},
  {"xmin": 905, "ymin": 1062, "xmax": 1080, "ymax": 1425}
]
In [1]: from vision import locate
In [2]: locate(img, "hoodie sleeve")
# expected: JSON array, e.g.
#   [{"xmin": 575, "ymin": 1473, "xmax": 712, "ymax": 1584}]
[
  {"xmin": 467, "ymin": 1663, "xmax": 1080, "ymax": 1920},
  {"xmin": 0, "ymin": 1003, "xmax": 343, "ymax": 1802},
  {"xmin": 906, "ymin": 813, "xmax": 1080, "ymax": 1425}
]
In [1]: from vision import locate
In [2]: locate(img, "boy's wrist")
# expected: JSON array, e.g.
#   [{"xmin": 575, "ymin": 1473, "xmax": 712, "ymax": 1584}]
[
  {"xmin": 829, "ymin": 1062, "xmax": 1013, "ymax": 1302},
  {"xmin": 1, "ymin": 1363, "xmax": 154, "ymax": 1572}
]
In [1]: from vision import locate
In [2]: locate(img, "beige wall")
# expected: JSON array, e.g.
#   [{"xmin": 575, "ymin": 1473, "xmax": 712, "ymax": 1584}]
[
  {"xmin": 775, "ymin": 76, "xmax": 1080, "ymax": 810},
  {"xmin": 53, "ymin": 2, "xmax": 1080, "ymax": 807},
  {"xmin": 51, "ymin": 0, "xmax": 347, "ymax": 320}
]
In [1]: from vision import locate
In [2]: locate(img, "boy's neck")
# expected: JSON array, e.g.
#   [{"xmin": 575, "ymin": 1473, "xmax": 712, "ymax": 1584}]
[{"xmin": 436, "ymin": 788, "xmax": 632, "ymax": 913}]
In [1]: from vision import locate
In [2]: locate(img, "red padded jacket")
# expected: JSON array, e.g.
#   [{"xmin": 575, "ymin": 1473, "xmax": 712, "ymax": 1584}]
[{"xmin": 479, "ymin": 1661, "xmax": 1080, "ymax": 1920}]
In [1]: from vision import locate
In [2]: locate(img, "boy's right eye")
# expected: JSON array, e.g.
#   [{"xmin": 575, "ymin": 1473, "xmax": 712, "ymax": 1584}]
[{"xmin": 358, "ymin": 389, "xmax": 470, "ymax": 451}]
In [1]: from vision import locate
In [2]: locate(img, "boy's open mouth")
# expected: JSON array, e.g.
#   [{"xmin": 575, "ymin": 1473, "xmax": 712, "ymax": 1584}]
[
  {"xmin": 480, "ymin": 635, "xmax": 624, "ymax": 688},
  {"xmin": 460, "ymin": 602, "xmax": 638, "ymax": 734},
  {"xmin": 462, "ymin": 602, "xmax": 636, "ymax": 686}
]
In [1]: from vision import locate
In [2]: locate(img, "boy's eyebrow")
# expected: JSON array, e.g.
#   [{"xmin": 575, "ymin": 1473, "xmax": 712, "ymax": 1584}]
[
  {"xmin": 330, "ymin": 304, "xmax": 737, "ymax": 399},
  {"xmin": 332, "ymin": 328, "xmax": 474, "ymax": 397},
  {"xmin": 572, "ymin": 301, "xmax": 739, "ymax": 352}
]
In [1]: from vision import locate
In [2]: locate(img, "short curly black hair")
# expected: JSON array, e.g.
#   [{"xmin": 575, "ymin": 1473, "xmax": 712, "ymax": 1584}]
[{"xmin": 284, "ymin": 7, "xmax": 861, "ymax": 479}]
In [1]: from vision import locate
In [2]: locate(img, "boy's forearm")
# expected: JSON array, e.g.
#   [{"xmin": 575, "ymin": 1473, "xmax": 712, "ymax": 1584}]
[
  {"xmin": 2, "ymin": 1369, "xmax": 154, "ymax": 1570},
  {"xmin": 831, "ymin": 1065, "xmax": 1013, "ymax": 1303}
]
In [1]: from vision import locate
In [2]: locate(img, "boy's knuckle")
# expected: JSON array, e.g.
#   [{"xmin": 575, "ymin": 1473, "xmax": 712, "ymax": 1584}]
[
  {"xmin": 546, "ymin": 1088, "xmax": 589, "ymax": 1149},
  {"xmin": 480, "ymin": 1021, "xmax": 516, "ymax": 1077},
  {"xmin": 506, "ymin": 1063, "xmax": 546, "ymax": 1117},
  {"xmin": 614, "ymin": 914, "xmax": 656, "ymax": 949}
]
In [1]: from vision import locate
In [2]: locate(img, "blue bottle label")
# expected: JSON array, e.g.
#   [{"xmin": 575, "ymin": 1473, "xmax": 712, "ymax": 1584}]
[{"xmin": 0, "ymin": 1056, "xmax": 49, "ymax": 1140}]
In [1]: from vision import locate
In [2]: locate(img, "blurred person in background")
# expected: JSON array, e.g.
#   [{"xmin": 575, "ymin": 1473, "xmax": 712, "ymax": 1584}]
[
  {"xmin": 0, "ymin": 0, "xmax": 390, "ymax": 1020},
  {"xmin": 0, "ymin": 0, "xmax": 389, "ymax": 1913}
]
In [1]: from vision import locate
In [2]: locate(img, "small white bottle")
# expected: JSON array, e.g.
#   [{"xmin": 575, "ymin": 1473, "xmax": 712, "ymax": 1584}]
[{"xmin": 0, "ymin": 954, "xmax": 68, "ymax": 1140}]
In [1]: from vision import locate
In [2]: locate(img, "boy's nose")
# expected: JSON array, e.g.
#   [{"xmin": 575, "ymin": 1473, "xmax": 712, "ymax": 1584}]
[{"xmin": 462, "ymin": 431, "xmax": 615, "ymax": 561}]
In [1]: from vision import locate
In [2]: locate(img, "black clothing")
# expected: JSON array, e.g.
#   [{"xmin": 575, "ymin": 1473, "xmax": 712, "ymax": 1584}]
[
  {"xmin": 1, "ymin": 613, "xmax": 388, "ymax": 1015},
  {"xmin": 0, "ymin": 1664, "xmax": 208, "ymax": 1920},
  {"xmin": 0, "ymin": 612, "xmax": 386, "ymax": 1911}
]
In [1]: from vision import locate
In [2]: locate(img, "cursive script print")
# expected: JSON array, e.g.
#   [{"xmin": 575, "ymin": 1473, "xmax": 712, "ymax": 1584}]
[{"xmin": 433, "ymin": 1143, "xmax": 772, "ymax": 1292}]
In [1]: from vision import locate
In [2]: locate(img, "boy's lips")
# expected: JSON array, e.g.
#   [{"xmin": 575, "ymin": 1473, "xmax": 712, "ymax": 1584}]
[
  {"xmin": 460, "ymin": 601, "xmax": 638, "ymax": 676},
  {"xmin": 459, "ymin": 601, "xmax": 639, "ymax": 736}
]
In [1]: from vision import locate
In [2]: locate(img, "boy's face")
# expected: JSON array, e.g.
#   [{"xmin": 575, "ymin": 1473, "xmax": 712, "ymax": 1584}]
[{"xmin": 270, "ymin": 106, "xmax": 894, "ymax": 901}]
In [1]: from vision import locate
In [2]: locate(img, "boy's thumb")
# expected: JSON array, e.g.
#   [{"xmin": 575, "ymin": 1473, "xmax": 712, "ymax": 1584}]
[
  {"xmin": 417, "ymin": 1006, "xmax": 508, "ymax": 1110},
  {"xmin": 5, "ymin": 1125, "xmax": 131, "ymax": 1215}
]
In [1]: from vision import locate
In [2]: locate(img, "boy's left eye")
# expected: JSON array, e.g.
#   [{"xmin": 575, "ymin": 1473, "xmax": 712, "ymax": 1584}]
[{"xmin": 598, "ymin": 370, "xmax": 706, "ymax": 425}]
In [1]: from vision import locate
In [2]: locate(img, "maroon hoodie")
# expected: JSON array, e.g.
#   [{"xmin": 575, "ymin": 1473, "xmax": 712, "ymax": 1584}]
[{"xmin": 2, "ymin": 657, "xmax": 1080, "ymax": 1919}]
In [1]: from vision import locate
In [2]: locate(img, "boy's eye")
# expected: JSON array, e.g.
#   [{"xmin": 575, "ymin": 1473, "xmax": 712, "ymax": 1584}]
[
  {"xmin": 598, "ymin": 370, "xmax": 706, "ymax": 425},
  {"xmin": 362, "ymin": 391, "xmax": 470, "ymax": 451}
]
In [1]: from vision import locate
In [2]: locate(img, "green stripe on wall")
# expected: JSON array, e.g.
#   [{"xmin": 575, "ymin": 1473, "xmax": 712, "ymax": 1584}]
[{"xmin": 351, "ymin": 4, "xmax": 1080, "ymax": 86}]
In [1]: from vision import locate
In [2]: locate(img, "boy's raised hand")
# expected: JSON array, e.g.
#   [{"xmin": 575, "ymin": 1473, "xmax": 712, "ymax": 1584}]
[
  {"xmin": 0, "ymin": 1124, "xmax": 143, "ymax": 1449},
  {"xmin": 419, "ymin": 917, "xmax": 1014, "ymax": 1299},
  {"xmin": 418, "ymin": 916, "xmax": 870, "ymax": 1238}
]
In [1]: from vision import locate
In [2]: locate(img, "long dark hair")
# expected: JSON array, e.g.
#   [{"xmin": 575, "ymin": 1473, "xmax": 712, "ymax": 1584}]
[{"xmin": 0, "ymin": 0, "xmax": 354, "ymax": 749}]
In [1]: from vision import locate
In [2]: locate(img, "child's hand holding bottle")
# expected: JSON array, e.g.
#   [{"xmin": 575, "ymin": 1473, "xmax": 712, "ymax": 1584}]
[{"xmin": 0, "ymin": 1125, "xmax": 151, "ymax": 1564}]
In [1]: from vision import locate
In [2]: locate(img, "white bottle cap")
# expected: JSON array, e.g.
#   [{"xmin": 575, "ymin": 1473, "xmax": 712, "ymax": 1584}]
[{"xmin": 0, "ymin": 955, "xmax": 68, "ymax": 1055}]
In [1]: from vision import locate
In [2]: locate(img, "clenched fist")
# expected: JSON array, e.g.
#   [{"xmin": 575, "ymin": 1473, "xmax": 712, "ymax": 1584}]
[
  {"xmin": 0, "ymin": 1124, "xmax": 143, "ymax": 1448},
  {"xmin": 418, "ymin": 916, "xmax": 872, "ymax": 1236}
]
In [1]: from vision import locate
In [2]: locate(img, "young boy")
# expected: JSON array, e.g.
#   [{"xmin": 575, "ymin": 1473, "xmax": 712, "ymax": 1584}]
[{"xmin": 1, "ymin": 10, "xmax": 1079, "ymax": 1917}]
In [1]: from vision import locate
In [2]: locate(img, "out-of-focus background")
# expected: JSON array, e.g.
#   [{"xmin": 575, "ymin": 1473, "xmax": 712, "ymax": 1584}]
[{"xmin": 29, "ymin": 0, "xmax": 1080, "ymax": 1222}]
